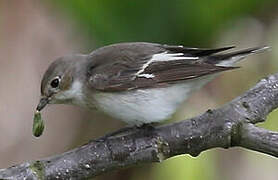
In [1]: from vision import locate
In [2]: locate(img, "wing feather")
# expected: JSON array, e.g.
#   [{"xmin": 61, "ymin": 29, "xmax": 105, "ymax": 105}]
[
  {"xmin": 87, "ymin": 42, "xmax": 238, "ymax": 92},
  {"xmin": 90, "ymin": 61, "xmax": 237, "ymax": 91}
]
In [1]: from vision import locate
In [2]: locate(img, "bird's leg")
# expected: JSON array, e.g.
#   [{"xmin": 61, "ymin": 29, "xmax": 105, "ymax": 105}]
[
  {"xmin": 94, "ymin": 126, "xmax": 137, "ymax": 142},
  {"xmin": 94, "ymin": 123, "xmax": 157, "ymax": 142},
  {"xmin": 139, "ymin": 123, "xmax": 156, "ymax": 131}
]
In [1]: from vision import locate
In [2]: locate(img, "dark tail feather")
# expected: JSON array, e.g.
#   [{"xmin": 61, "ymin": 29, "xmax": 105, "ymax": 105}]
[
  {"xmin": 192, "ymin": 46, "xmax": 236, "ymax": 56},
  {"xmin": 206, "ymin": 46, "xmax": 270, "ymax": 66},
  {"xmin": 163, "ymin": 45, "xmax": 236, "ymax": 56}
]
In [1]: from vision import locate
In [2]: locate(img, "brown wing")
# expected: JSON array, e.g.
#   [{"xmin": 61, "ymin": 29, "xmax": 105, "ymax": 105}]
[
  {"xmin": 87, "ymin": 42, "xmax": 237, "ymax": 92},
  {"xmin": 90, "ymin": 58, "xmax": 236, "ymax": 91},
  {"xmin": 92, "ymin": 64, "xmax": 236, "ymax": 91}
]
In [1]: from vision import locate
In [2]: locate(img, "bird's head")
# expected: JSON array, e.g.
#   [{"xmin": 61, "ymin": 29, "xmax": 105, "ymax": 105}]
[{"xmin": 36, "ymin": 54, "xmax": 87, "ymax": 111}]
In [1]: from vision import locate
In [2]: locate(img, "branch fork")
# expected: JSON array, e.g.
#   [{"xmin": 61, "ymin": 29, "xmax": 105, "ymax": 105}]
[{"xmin": 1, "ymin": 73, "xmax": 278, "ymax": 179}]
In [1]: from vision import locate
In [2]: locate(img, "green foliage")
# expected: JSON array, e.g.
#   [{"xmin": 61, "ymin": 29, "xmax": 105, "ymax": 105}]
[
  {"xmin": 51, "ymin": 0, "xmax": 274, "ymax": 47},
  {"xmin": 261, "ymin": 110, "xmax": 278, "ymax": 131},
  {"xmin": 150, "ymin": 152, "xmax": 216, "ymax": 180}
]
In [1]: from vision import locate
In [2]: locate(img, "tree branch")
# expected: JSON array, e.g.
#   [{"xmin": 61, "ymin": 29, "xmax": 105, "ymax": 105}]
[
  {"xmin": 239, "ymin": 124, "xmax": 278, "ymax": 156},
  {"xmin": 1, "ymin": 72, "xmax": 278, "ymax": 180}
]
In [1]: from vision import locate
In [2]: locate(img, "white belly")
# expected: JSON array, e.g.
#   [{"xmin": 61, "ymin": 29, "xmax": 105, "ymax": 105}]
[{"xmin": 93, "ymin": 77, "xmax": 212, "ymax": 125}]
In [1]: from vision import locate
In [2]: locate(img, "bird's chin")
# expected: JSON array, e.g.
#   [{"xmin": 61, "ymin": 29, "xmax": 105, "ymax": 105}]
[{"xmin": 49, "ymin": 98, "xmax": 72, "ymax": 105}]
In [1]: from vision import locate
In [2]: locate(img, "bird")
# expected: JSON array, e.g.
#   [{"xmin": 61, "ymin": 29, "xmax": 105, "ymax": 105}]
[{"xmin": 36, "ymin": 42, "xmax": 268, "ymax": 126}]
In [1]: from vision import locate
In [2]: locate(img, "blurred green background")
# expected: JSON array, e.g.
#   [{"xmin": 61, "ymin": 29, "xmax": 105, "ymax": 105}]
[
  {"xmin": 51, "ymin": 0, "xmax": 275, "ymax": 47},
  {"xmin": 0, "ymin": 0, "xmax": 278, "ymax": 180}
]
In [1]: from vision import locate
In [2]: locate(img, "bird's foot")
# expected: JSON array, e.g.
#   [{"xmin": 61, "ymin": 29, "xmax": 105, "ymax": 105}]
[
  {"xmin": 93, "ymin": 123, "xmax": 157, "ymax": 142},
  {"xmin": 94, "ymin": 126, "xmax": 137, "ymax": 142}
]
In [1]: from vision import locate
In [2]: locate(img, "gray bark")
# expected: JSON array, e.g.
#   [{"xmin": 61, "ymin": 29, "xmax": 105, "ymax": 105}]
[{"xmin": 0, "ymin": 72, "xmax": 278, "ymax": 180}]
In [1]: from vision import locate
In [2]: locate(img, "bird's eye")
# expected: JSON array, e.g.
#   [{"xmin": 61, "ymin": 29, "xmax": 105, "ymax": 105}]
[{"xmin": 50, "ymin": 77, "xmax": 60, "ymax": 88}]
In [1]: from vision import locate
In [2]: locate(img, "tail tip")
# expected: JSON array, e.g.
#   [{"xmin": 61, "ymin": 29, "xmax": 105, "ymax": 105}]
[{"xmin": 251, "ymin": 46, "xmax": 271, "ymax": 53}]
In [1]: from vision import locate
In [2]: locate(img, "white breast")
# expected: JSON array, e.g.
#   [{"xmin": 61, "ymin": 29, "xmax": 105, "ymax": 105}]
[{"xmin": 93, "ymin": 77, "xmax": 212, "ymax": 125}]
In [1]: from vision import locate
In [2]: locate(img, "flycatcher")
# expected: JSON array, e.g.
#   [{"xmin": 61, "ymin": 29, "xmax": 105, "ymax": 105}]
[{"xmin": 36, "ymin": 42, "xmax": 268, "ymax": 125}]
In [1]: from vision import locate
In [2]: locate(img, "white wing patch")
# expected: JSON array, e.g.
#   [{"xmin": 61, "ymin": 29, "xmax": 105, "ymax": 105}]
[
  {"xmin": 152, "ymin": 52, "xmax": 199, "ymax": 61},
  {"xmin": 137, "ymin": 73, "xmax": 155, "ymax": 78},
  {"xmin": 135, "ymin": 52, "xmax": 199, "ymax": 78}
]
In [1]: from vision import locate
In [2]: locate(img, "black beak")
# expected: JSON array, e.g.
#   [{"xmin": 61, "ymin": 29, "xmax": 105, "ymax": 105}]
[{"xmin": 36, "ymin": 97, "xmax": 49, "ymax": 111}]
